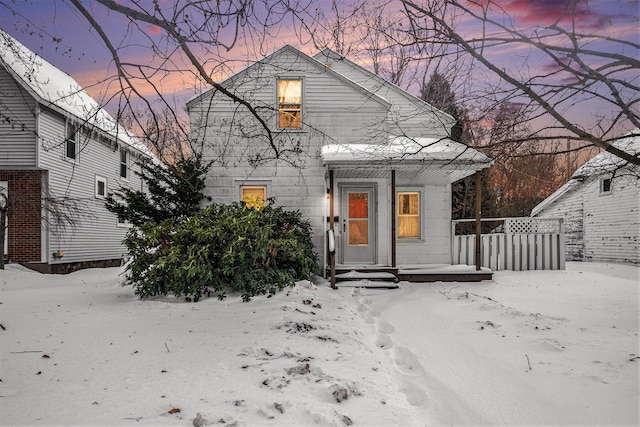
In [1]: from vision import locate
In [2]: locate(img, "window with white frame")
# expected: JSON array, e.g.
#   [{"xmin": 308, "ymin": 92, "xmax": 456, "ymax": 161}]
[
  {"xmin": 599, "ymin": 177, "xmax": 612, "ymax": 194},
  {"xmin": 115, "ymin": 203, "xmax": 131, "ymax": 227},
  {"xmin": 116, "ymin": 215, "xmax": 131, "ymax": 227},
  {"xmin": 65, "ymin": 121, "xmax": 78, "ymax": 160},
  {"xmin": 277, "ymin": 78, "xmax": 302, "ymax": 129},
  {"xmin": 397, "ymin": 191, "xmax": 421, "ymax": 239},
  {"xmin": 241, "ymin": 185, "xmax": 267, "ymax": 202},
  {"xmin": 119, "ymin": 148, "xmax": 128, "ymax": 179},
  {"xmin": 95, "ymin": 175, "xmax": 107, "ymax": 198}
]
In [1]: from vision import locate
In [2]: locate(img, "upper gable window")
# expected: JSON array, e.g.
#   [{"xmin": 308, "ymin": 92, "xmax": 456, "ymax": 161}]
[
  {"xmin": 65, "ymin": 121, "xmax": 78, "ymax": 161},
  {"xmin": 599, "ymin": 177, "xmax": 612, "ymax": 194},
  {"xmin": 277, "ymin": 79, "xmax": 302, "ymax": 129}
]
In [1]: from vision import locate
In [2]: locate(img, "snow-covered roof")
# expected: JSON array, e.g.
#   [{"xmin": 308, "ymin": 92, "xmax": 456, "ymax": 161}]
[
  {"xmin": 531, "ymin": 130, "xmax": 639, "ymax": 216},
  {"xmin": 322, "ymin": 136, "xmax": 493, "ymax": 167},
  {"xmin": 572, "ymin": 131, "xmax": 640, "ymax": 179},
  {"xmin": 0, "ymin": 29, "xmax": 151, "ymax": 157}
]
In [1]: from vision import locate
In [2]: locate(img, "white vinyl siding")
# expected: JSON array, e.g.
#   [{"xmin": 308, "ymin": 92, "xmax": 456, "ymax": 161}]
[
  {"xmin": 313, "ymin": 51, "xmax": 455, "ymax": 139},
  {"xmin": 396, "ymin": 184, "xmax": 452, "ymax": 264},
  {"xmin": 190, "ymin": 48, "xmax": 389, "ymax": 255},
  {"xmin": 535, "ymin": 173, "xmax": 639, "ymax": 264},
  {"xmin": 0, "ymin": 67, "xmax": 38, "ymax": 168},
  {"xmin": 583, "ymin": 175, "xmax": 639, "ymax": 264},
  {"xmin": 37, "ymin": 108, "xmax": 146, "ymax": 264}
]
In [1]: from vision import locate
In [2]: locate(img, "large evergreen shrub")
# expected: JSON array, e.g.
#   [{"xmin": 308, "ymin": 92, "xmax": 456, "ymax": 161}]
[
  {"xmin": 123, "ymin": 200, "xmax": 318, "ymax": 301},
  {"xmin": 106, "ymin": 157, "xmax": 210, "ymax": 227}
]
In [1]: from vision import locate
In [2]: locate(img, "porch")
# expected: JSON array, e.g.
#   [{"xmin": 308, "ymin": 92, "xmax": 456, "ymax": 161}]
[
  {"xmin": 322, "ymin": 137, "xmax": 495, "ymax": 288},
  {"xmin": 326, "ymin": 216, "xmax": 565, "ymax": 285}
]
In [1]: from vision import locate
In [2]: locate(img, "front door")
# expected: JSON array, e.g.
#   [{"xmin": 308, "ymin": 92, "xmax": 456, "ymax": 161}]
[{"xmin": 340, "ymin": 185, "xmax": 376, "ymax": 264}]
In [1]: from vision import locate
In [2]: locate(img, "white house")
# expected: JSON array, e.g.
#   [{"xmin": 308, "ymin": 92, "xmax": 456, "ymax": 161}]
[
  {"xmin": 0, "ymin": 29, "xmax": 151, "ymax": 273},
  {"xmin": 187, "ymin": 46, "xmax": 493, "ymax": 279},
  {"xmin": 531, "ymin": 131, "xmax": 640, "ymax": 265}
]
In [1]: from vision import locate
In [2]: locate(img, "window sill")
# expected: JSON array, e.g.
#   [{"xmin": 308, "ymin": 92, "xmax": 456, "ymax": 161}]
[
  {"xmin": 277, "ymin": 128, "xmax": 307, "ymax": 134},
  {"xmin": 396, "ymin": 238, "xmax": 425, "ymax": 244},
  {"xmin": 62, "ymin": 156, "xmax": 80, "ymax": 165}
]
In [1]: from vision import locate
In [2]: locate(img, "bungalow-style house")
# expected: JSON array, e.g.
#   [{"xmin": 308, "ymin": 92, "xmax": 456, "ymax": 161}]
[
  {"xmin": 531, "ymin": 131, "xmax": 640, "ymax": 265},
  {"xmin": 187, "ymin": 46, "xmax": 493, "ymax": 280},
  {"xmin": 0, "ymin": 29, "xmax": 151, "ymax": 273}
]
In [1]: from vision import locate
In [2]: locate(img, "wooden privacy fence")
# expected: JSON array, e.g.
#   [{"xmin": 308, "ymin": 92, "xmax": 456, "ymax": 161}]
[{"xmin": 452, "ymin": 218, "xmax": 566, "ymax": 271}]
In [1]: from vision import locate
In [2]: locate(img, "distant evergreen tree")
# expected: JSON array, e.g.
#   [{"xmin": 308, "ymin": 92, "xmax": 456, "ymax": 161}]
[
  {"xmin": 421, "ymin": 71, "xmax": 497, "ymax": 226},
  {"xmin": 420, "ymin": 71, "xmax": 463, "ymax": 140},
  {"xmin": 106, "ymin": 156, "xmax": 210, "ymax": 227}
]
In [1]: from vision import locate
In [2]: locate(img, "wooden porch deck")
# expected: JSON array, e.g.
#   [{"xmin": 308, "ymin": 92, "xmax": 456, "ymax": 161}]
[{"xmin": 329, "ymin": 264, "xmax": 493, "ymax": 283}]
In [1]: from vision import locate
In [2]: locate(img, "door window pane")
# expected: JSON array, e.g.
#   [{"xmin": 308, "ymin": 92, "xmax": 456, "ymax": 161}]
[
  {"xmin": 349, "ymin": 220, "xmax": 369, "ymax": 245},
  {"xmin": 348, "ymin": 192, "xmax": 369, "ymax": 245},
  {"xmin": 349, "ymin": 192, "xmax": 368, "ymax": 218}
]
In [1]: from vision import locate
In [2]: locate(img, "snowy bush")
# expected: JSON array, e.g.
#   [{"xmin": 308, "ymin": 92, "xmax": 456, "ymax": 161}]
[{"xmin": 123, "ymin": 200, "xmax": 318, "ymax": 301}]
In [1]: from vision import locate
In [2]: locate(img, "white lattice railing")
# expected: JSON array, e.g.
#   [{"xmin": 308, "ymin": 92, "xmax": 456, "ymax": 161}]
[{"xmin": 452, "ymin": 218, "xmax": 565, "ymax": 271}]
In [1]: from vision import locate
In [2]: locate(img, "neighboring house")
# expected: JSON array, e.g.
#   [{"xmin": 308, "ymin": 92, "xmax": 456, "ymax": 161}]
[
  {"xmin": 187, "ymin": 45, "xmax": 493, "ymax": 276},
  {"xmin": 0, "ymin": 29, "xmax": 151, "ymax": 273},
  {"xmin": 531, "ymin": 131, "xmax": 640, "ymax": 265}
]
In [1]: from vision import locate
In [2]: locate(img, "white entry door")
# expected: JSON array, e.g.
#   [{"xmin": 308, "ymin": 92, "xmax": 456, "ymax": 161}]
[{"xmin": 340, "ymin": 185, "xmax": 376, "ymax": 264}]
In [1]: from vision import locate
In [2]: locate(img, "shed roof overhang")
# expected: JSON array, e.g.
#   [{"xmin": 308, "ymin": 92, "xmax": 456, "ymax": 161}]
[{"xmin": 322, "ymin": 137, "xmax": 494, "ymax": 185}]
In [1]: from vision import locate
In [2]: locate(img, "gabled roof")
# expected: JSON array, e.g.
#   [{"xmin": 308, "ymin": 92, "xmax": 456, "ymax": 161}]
[
  {"xmin": 531, "ymin": 130, "xmax": 640, "ymax": 216},
  {"xmin": 0, "ymin": 29, "xmax": 150, "ymax": 156},
  {"xmin": 313, "ymin": 48, "xmax": 456, "ymax": 125},
  {"xmin": 186, "ymin": 45, "xmax": 390, "ymax": 110}
]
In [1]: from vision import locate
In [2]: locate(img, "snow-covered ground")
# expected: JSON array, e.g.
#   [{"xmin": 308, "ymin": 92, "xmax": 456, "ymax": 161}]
[{"xmin": 0, "ymin": 262, "xmax": 638, "ymax": 426}]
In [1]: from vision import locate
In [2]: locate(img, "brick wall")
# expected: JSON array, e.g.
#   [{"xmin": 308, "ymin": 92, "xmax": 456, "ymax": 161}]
[{"xmin": 0, "ymin": 170, "xmax": 42, "ymax": 262}]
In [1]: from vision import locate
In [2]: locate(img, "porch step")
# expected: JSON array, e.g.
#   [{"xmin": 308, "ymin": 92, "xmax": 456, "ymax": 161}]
[
  {"xmin": 327, "ymin": 264, "xmax": 493, "ymax": 283},
  {"xmin": 334, "ymin": 270, "xmax": 400, "ymax": 283}
]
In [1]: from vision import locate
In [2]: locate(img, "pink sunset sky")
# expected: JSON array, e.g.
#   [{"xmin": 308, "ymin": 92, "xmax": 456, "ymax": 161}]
[{"xmin": 0, "ymin": 0, "xmax": 638, "ymax": 136}]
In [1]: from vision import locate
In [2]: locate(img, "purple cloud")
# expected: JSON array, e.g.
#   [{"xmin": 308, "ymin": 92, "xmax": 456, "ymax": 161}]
[{"xmin": 489, "ymin": 0, "xmax": 623, "ymax": 30}]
